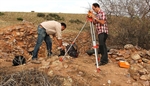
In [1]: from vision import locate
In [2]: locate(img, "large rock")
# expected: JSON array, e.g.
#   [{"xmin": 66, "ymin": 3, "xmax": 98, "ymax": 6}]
[
  {"xmin": 124, "ymin": 44, "xmax": 134, "ymax": 50},
  {"xmin": 131, "ymin": 53, "xmax": 141, "ymax": 60},
  {"xmin": 129, "ymin": 64, "xmax": 143, "ymax": 81}
]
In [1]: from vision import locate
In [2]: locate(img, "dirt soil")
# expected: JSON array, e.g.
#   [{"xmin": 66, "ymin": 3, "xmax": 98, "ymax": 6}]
[
  {"xmin": 0, "ymin": 54, "xmax": 134, "ymax": 86},
  {"xmin": 0, "ymin": 23, "xmax": 135, "ymax": 86}
]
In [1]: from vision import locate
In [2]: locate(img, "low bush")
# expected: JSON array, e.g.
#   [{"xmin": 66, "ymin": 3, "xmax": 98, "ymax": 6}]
[
  {"xmin": 45, "ymin": 13, "xmax": 64, "ymax": 21},
  {"xmin": 17, "ymin": 17, "xmax": 23, "ymax": 21},
  {"xmin": 37, "ymin": 13, "xmax": 45, "ymax": 17},
  {"xmin": 69, "ymin": 19, "xmax": 83, "ymax": 24},
  {"xmin": 0, "ymin": 12, "xmax": 4, "ymax": 16}
]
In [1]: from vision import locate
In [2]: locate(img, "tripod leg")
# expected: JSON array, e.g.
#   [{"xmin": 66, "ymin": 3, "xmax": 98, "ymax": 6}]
[
  {"xmin": 90, "ymin": 22, "xmax": 100, "ymax": 72},
  {"xmin": 59, "ymin": 20, "xmax": 88, "ymax": 61}
]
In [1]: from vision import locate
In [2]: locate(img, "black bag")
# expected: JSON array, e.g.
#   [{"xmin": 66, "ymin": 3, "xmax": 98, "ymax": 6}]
[
  {"xmin": 13, "ymin": 55, "xmax": 26, "ymax": 66},
  {"xmin": 66, "ymin": 43, "xmax": 78, "ymax": 58},
  {"xmin": 58, "ymin": 49, "xmax": 65, "ymax": 56},
  {"xmin": 86, "ymin": 47, "xmax": 110, "ymax": 56}
]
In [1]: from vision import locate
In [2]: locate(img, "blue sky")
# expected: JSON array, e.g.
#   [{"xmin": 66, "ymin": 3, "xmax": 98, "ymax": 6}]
[{"xmin": 0, "ymin": 0, "xmax": 97, "ymax": 14}]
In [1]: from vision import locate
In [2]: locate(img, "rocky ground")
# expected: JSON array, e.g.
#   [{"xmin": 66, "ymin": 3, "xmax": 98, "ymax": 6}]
[{"xmin": 0, "ymin": 22, "xmax": 150, "ymax": 86}]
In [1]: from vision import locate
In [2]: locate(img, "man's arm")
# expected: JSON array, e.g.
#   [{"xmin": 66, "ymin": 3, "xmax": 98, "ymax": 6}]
[
  {"xmin": 91, "ymin": 14, "xmax": 105, "ymax": 25},
  {"xmin": 52, "ymin": 34, "xmax": 64, "ymax": 49},
  {"xmin": 94, "ymin": 18, "xmax": 105, "ymax": 25}
]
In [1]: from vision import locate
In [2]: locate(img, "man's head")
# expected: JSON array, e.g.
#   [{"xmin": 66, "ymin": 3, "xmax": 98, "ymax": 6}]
[
  {"xmin": 92, "ymin": 3, "xmax": 100, "ymax": 13},
  {"xmin": 61, "ymin": 22, "xmax": 66, "ymax": 31}
]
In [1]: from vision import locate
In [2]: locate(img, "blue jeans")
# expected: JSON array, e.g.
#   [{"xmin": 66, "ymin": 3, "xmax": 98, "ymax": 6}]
[{"xmin": 32, "ymin": 25, "xmax": 52, "ymax": 59}]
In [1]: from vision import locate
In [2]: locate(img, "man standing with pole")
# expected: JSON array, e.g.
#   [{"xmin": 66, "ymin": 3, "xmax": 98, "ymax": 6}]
[{"xmin": 91, "ymin": 3, "xmax": 109, "ymax": 66}]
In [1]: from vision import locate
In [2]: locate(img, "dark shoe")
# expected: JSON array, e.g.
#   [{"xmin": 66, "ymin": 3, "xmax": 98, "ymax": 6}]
[
  {"xmin": 47, "ymin": 52, "xmax": 53, "ymax": 57},
  {"xmin": 98, "ymin": 62, "xmax": 108, "ymax": 66},
  {"xmin": 95, "ymin": 62, "xmax": 108, "ymax": 66}
]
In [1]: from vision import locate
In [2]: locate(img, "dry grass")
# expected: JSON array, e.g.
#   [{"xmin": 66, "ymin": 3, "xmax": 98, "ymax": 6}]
[
  {"xmin": 0, "ymin": 12, "xmax": 42, "ymax": 28},
  {"xmin": 0, "ymin": 68, "xmax": 85, "ymax": 86},
  {"xmin": 0, "ymin": 12, "xmax": 88, "ymax": 33}
]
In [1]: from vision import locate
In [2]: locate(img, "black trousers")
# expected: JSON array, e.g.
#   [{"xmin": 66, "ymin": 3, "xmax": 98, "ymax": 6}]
[{"xmin": 98, "ymin": 33, "xmax": 108, "ymax": 63}]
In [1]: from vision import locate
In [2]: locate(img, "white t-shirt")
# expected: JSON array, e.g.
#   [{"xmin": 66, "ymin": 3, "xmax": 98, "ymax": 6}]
[{"xmin": 40, "ymin": 20, "xmax": 62, "ymax": 39}]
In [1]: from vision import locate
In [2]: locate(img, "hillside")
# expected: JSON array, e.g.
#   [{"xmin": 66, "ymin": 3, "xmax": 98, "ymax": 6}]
[
  {"xmin": 0, "ymin": 12, "xmax": 150, "ymax": 86},
  {"xmin": 0, "ymin": 12, "xmax": 87, "ymax": 31}
]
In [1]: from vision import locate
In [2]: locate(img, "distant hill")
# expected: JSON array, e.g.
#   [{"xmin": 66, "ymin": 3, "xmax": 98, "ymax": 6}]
[{"xmin": 0, "ymin": 12, "xmax": 88, "ymax": 32}]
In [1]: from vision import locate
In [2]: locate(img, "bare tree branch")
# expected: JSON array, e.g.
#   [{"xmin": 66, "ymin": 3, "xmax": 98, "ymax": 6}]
[{"xmin": 97, "ymin": 0, "xmax": 150, "ymax": 18}]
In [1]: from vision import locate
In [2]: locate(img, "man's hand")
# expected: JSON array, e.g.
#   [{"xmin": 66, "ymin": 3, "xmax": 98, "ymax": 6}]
[
  {"xmin": 61, "ymin": 45, "xmax": 65, "ymax": 50},
  {"xmin": 58, "ymin": 45, "xmax": 65, "ymax": 50},
  {"xmin": 92, "ymin": 16, "xmax": 105, "ymax": 25}
]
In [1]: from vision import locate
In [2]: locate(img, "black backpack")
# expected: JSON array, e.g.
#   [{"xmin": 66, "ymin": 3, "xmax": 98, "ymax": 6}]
[
  {"xmin": 66, "ymin": 43, "xmax": 79, "ymax": 58},
  {"xmin": 58, "ymin": 49, "xmax": 65, "ymax": 56},
  {"xmin": 12, "ymin": 55, "xmax": 26, "ymax": 66}
]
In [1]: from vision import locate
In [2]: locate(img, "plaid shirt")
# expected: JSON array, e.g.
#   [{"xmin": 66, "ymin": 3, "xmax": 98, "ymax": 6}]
[{"xmin": 95, "ymin": 10, "xmax": 108, "ymax": 34}]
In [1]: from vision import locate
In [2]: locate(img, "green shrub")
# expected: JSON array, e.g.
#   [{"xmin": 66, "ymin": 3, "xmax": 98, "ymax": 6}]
[
  {"xmin": 37, "ymin": 13, "xmax": 45, "ymax": 17},
  {"xmin": 17, "ymin": 17, "xmax": 23, "ymax": 21},
  {"xmin": 0, "ymin": 12, "xmax": 4, "ymax": 16},
  {"xmin": 45, "ymin": 13, "xmax": 64, "ymax": 21},
  {"xmin": 69, "ymin": 19, "xmax": 83, "ymax": 24},
  {"xmin": 31, "ymin": 11, "xmax": 35, "ymax": 12}
]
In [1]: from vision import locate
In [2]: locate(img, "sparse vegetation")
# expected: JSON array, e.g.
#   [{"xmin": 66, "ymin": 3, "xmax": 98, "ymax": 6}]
[
  {"xmin": 37, "ymin": 13, "xmax": 45, "ymax": 17},
  {"xmin": 69, "ymin": 19, "xmax": 84, "ymax": 24},
  {"xmin": 0, "ymin": 68, "xmax": 83, "ymax": 86},
  {"xmin": 0, "ymin": 12, "xmax": 4, "ymax": 16},
  {"xmin": 17, "ymin": 17, "xmax": 23, "ymax": 21},
  {"xmin": 31, "ymin": 11, "xmax": 35, "ymax": 12},
  {"xmin": 0, "ymin": 69, "xmax": 51, "ymax": 86},
  {"xmin": 45, "ymin": 13, "xmax": 64, "ymax": 21}
]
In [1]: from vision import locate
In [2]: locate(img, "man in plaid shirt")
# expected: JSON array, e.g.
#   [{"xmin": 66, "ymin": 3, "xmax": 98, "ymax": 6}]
[{"xmin": 92, "ymin": 3, "xmax": 108, "ymax": 66}]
